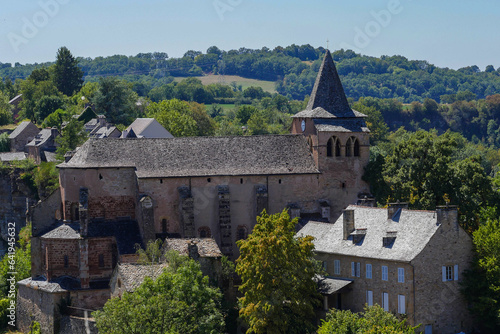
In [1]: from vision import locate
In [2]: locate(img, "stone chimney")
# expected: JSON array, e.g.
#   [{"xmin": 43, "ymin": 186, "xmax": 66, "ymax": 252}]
[
  {"xmin": 436, "ymin": 205, "xmax": 459, "ymax": 231},
  {"xmin": 188, "ymin": 241, "xmax": 200, "ymax": 261},
  {"xmin": 50, "ymin": 126, "xmax": 59, "ymax": 140},
  {"xmin": 387, "ymin": 202, "xmax": 408, "ymax": 221},
  {"xmin": 343, "ymin": 209, "xmax": 355, "ymax": 240},
  {"xmin": 79, "ymin": 187, "xmax": 89, "ymax": 237}
]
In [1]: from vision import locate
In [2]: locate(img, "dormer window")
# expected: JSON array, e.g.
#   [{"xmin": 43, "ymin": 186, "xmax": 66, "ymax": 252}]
[{"xmin": 383, "ymin": 231, "xmax": 397, "ymax": 247}]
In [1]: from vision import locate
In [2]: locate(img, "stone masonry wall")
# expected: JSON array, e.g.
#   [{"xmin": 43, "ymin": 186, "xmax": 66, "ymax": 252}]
[{"xmin": 88, "ymin": 237, "xmax": 115, "ymax": 280}]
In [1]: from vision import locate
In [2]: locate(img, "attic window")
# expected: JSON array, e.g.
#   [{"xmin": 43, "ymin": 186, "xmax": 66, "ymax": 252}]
[
  {"xmin": 240, "ymin": 178, "xmax": 243, "ymax": 184},
  {"xmin": 160, "ymin": 179, "xmax": 163, "ymax": 184},
  {"xmin": 279, "ymin": 179, "xmax": 282, "ymax": 184},
  {"xmin": 99, "ymin": 173, "xmax": 103, "ymax": 180},
  {"xmin": 351, "ymin": 228, "xmax": 367, "ymax": 244},
  {"xmin": 383, "ymin": 231, "xmax": 397, "ymax": 248},
  {"xmin": 207, "ymin": 178, "xmax": 211, "ymax": 183}
]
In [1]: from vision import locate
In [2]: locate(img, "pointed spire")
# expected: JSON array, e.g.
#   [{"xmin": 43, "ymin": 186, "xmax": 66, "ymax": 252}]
[{"xmin": 306, "ymin": 50, "xmax": 353, "ymax": 117}]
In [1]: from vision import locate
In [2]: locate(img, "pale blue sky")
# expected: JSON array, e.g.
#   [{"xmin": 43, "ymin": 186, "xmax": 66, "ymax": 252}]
[{"xmin": 1, "ymin": 0, "xmax": 499, "ymax": 70}]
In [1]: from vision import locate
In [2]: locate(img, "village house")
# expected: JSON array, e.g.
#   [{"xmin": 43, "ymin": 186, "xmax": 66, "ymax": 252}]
[
  {"xmin": 8, "ymin": 121, "xmax": 39, "ymax": 153},
  {"xmin": 299, "ymin": 203, "xmax": 473, "ymax": 334},
  {"xmin": 121, "ymin": 117, "xmax": 173, "ymax": 138}
]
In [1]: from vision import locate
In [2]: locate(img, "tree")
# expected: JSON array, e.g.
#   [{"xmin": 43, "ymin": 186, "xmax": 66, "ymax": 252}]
[
  {"xmin": 461, "ymin": 216, "xmax": 500, "ymax": 333},
  {"xmin": 0, "ymin": 224, "xmax": 31, "ymax": 297},
  {"xmin": 55, "ymin": 119, "xmax": 86, "ymax": 160},
  {"xmin": 92, "ymin": 77, "xmax": 138, "ymax": 125},
  {"xmin": 146, "ymin": 99, "xmax": 198, "ymax": 137},
  {"xmin": 0, "ymin": 91, "xmax": 12, "ymax": 125},
  {"xmin": 34, "ymin": 95, "xmax": 65, "ymax": 123},
  {"xmin": 93, "ymin": 256, "xmax": 225, "ymax": 334},
  {"xmin": 236, "ymin": 209, "xmax": 320, "ymax": 334},
  {"xmin": 53, "ymin": 47, "xmax": 83, "ymax": 96},
  {"xmin": 317, "ymin": 305, "xmax": 419, "ymax": 334},
  {"xmin": 0, "ymin": 133, "xmax": 10, "ymax": 152},
  {"xmin": 42, "ymin": 108, "xmax": 69, "ymax": 130}
]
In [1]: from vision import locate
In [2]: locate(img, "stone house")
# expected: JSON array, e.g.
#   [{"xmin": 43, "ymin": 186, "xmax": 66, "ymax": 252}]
[
  {"xmin": 9, "ymin": 121, "xmax": 39, "ymax": 153},
  {"xmin": 26, "ymin": 127, "xmax": 59, "ymax": 163},
  {"xmin": 110, "ymin": 263, "xmax": 168, "ymax": 298},
  {"xmin": 298, "ymin": 203, "xmax": 473, "ymax": 334}
]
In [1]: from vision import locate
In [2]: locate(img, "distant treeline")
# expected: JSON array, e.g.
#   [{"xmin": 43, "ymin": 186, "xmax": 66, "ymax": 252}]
[{"xmin": 1, "ymin": 44, "xmax": 500, "ymax": 103}]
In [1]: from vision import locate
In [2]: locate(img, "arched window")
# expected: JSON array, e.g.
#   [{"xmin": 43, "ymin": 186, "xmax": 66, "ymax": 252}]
[
  {"xmin": 327, "ymin": 137, "xmax": 334, "ymax": 157},
  {"xmin": 353, "ymin": 138, "xmax": 360, "ymax": 157},
  {"xmin": 345, "ymin": 137, "xmax": 352, "ymax": 157},
  {"xmin": 236, "ymin": 225, "xmax": 248, "ymax": 241},
  {"xmin": 198, "ymin": 226, "xmax": 211, "ymax": 238},
  {"xmin": 335, "ymin": 139, "xmax": 341, "ymax": 157}
]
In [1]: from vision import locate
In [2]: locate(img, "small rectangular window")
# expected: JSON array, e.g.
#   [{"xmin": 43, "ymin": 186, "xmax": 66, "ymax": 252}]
[
  {"xmin": 366, "ymin": 264, "xmax": 372, "ymax": 279},
  {"xmin": 64, "ymin": 255, "xmax": 68, "ymax": 268},
  {"xmin": 334, "ymin": 260, "xmax": 340, "ymax": 275},
  {"xmin": 398, "ymin": 295, "xmax": 406, "ymax": 314},
  {"xmin": 351, "ymin": 262, "xmax": 355, "ymax": 277},
  {"xmin": 382, "ymin": 265, "xmax": 388, "ymax": 281},
  {"xmin": 356, "ymin": 262, "xmax": 361, "ymax": 277},
  {"xmin": 366, "ymin": 290, "xmax": 373, "ymax": 306},
  {"xmin": 322, "ymin": 261, "xmax": 327, "ymax": 271},
  {"xmin": 398, "ymin": 268, "xmax": 405, "ymax": 283},
  {"xmin": 382, "ymin": 292, "xmax": 389, "ymax": 311},
  {"xmin": 99, "ymin": 254, "xmax": 105, "ymax": 268}
]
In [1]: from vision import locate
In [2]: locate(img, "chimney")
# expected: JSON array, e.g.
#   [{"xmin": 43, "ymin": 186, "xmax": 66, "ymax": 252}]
[
  {"xmin": 50, "ymin": 126, "xmax": 59, "ymax": 139},
  {"xmin": 387, "ymin": 202, "xmax": 408, "ymax": 221},
  {"xmin": 188, "ymin": 241, "xmax": 200, "ymax": 260},
  {"xmin": 79, "ymin": 187, "xmax": 89, "ymax": 237},
  {"xmin": 436, "ymin": 205, "xmax": 459, "ymax": 231},
  {"xmin": 343, "ymin": 209, "xmax": 355, "ymax": 240}
]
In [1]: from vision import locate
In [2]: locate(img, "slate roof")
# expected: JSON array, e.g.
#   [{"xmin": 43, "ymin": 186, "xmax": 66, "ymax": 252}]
[
  {"xmin": 0, "ymin": 152, "xmax": 26, "ymax": 162},
  {"xmin": 315, "ymin": 275, "xmax": 353, "ymax": 295},
  {"xmin": 8, "ymin": 121, "xmax": 38, "ymax": 139},
  {"xmin": 40, "ymin": 220, "xmax": 143, "ymax": 255},
  {"xmin": 18, "ymin": 276, "xmax": 80, "ymax": 292},
  {"xmin": 59, "ymin": 135, "xmax": 320, "ymax": 178},
  {"xmin": 114, "ymin": 263, "xmax": 168, "ymax": 292},
  {"xmin": 297, "ymin": 205, "xmax": 440, "ymax": 262},
  {"xmin": 164, "ymin": 238, "xmax": 223, "ymax": 258},
  {"xmin": 124, "ymin": 118, "xmax": 173, "ymax": 139},
  {"xmin": 294, "ymin": 50, "xmax": 366, "ymax": 119},
  {"xmin": 26, "ymin": 128, "xmax": 58, "ymax": 147},
  {"xmin": 314, "ymin": 118, "xmax": 370, "ymax": 133}
]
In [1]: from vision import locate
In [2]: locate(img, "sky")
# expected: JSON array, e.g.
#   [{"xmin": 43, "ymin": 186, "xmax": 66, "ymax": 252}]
[{"xmin": 0, "ymin": 0, "xmax": 499, "ymax": 70}]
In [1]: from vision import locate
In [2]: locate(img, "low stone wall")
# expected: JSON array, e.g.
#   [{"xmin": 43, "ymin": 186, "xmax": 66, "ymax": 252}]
[{"xmin": 59, "ymin": 315, "xmax": 98, "ymax": 334}]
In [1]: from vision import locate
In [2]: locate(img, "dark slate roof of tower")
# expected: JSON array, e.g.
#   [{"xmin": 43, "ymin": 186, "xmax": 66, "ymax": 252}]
[
  {"xmin": 58, "ymin": 135, "xmax": 320, "ymax": 178},
  {"xmin": 293, "ymin": 50, "xmax": 366, "ymax": 119}
]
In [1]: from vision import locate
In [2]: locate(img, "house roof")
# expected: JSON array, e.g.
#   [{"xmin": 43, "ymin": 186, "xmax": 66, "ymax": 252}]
[
  {"xmin": 9, "ymin": 121, "xmax": 39, "ymax": 139},
  {"xmin": 124, "ymin": 118, "xmax": 173, "ymax": 139},
  {"xmin": 297, "ymin": 205, "xmax": 440, "ymax": 262},
  {"xmin": 164, "ymin": 238, "xmax": 223, "ymax": 258},
  {"xmin": 114, "ymin": 263, "xmax": 168, "ymax": 292},
  {"xmin": 0, "ymin": 152, "xmax": 26, "ymax": 162},
  {"xmin": 58, "ymin": 135, "xmax": 320, "ymax": 178},
  {"xmin": 26, "ymin": 128, "xmax": 58, "ymax": 147},
  {"xmin": 18, "ymin": 276, "xmax": 80, "ymax": 292},
  {"xmin": 8, "ymin": 94, "xmax": 22, "ymax": 105},
  {"xmin": 315, "ymin": 275, "xmax": 353, "ymax": 295},
  {"xmin": 293, "ymin": 50, "xmax": 366, "ymax": 119},
  {"xmin": 314, "ymin": 118, "xmax": 370, "ymax": 133},
  {"xmin": 40, "ymin": 220, "xmax": 143, "ymax": 255}
]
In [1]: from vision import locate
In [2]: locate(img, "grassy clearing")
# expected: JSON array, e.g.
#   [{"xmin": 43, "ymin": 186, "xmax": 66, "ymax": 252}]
[{"xmin": 174, "ymin": 75, "xmax": 276, "ymax": 93}]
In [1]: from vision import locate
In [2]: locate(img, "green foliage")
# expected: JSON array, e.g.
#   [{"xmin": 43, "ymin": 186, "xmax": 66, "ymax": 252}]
[
  {"xmin": 0, "ymin": 224, "xmax": 32, "ymax": 298},
  {"xmin": 135, "ymin": 239, "xmax": 164, "ymax": 265},
  {"xmin": 0, "ymin": 133, "xmax": 10, "ymax": 152},
  {"xmin": 35, "ymin": 95, "xmax": 65, "ymax": 122},
  {"xmin": 55, "ymin": 119, "xmax": 86, "ymax": 160},
  {"xmin": 93, "ymin": 257, "xmax": 224, "ymax": 334},
  {"xmin": 146, "ymin": 99, "xmax": 198, "ymax": 137},
  {"xmin": 53, "ymin": 47, "xmax": 84, "ymax": 96},
  {"xmin": 461, "ymin": 217, "xmax": 500, "ymax": 332},
  {"xmin": 92, "ymin": 77, "xmax": 138, "ymax": 124},
  {"xmin": 317, "ymin": 305, "xmax": 419, "ymax": 334},
  {"xmin": 33, "ymin": 162, "xmax": 59, "ymax": 198},
  {"xmin": 236, "ymin": 209, "xmax": 320, "ymax": 334},
  {"xmin": 42, "ymin": 108, "xmax": 69, "ymax": 130},
  {"xmin": 29, "ymin": 321, "xmax": 41, "ymax": 334},
  {"xmin": 0, "ymin": 90, "xmax": 13, "ymax": 125}
]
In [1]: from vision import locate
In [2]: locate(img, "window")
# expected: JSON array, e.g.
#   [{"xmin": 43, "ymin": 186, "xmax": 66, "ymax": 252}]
[
  {"xmin": 335, "ymin": 139, "xmax": 341, "ymax": 156},
  {"xmin": 382, "ymin": 265, "xmax": 388, "ymax": 281},
  {"xmin": 398, "ymin": 268, "xmax": 405, "ymax": 283},
  {"xmin": 442, "ymin": 265, "xmax": 459, "ymax": 281},
  {"xmin": 351, "ymin": 262, "xmax": 360, "ymax": 277},
  {"xmin": 64, "ymin": 255, "xmax": 68, "ymax": 268},
  {"xmin": 346, "ymin": 137, "xmax": 352, "ymax": 157},
  {"xmin": 161, "ymin": 218, "xmax": 167, "ymax": 233},
  {"xmin": 236, "ymin": 225, "xmax": 248, "ymax": 241},
  {"xmin": 198, "ymin": 226, "xmax": 211, "ymax": 238},
  {"xmin": 334, "ymin": 260, "xmax": 340, "ymax": 275},
  {"xmin": 382, "ymin": 292, "xmax": 389, "ymax": 311},
  {"xmin": 98, "ymin": 254, "xmax": 104, "ymax": 268},
  {"xmin": 424, "ymin": 325, "xmax": 432, "ymax": 334},
  {"xmin": 366, "ymin": 264, "xmax": 372, "ymax": 279},
  {"xmin": 398, "ymin": 295, "xmax": 406, "ymax": 314},
  {"xmin": 327, "ymin": 137, "xmax": 333, "ymax": 157},
  {"xmin": 366, "ymin": 290, "xmax": 373, "ymax": 306},
  {"xmin": 322, "ymin": 261, "xmax": 327, "ymax": 271},
  {"xmin": 353, "ymin": 138, "xmax": 360, "ymax": 156}
]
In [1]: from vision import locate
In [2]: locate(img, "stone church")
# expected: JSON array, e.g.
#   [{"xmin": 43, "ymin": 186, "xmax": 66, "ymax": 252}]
[{"xmin": 18, "ymin": 50, "xmax": 372, "ymax": 333}]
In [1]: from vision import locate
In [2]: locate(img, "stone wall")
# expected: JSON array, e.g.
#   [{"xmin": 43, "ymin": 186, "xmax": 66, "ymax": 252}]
[
  {"xmin": 43, "ymin": 239, "xmax": 80, "ymax": 280},
  {"xmin": 88, "ymin": 237, "xmax": 115, "ymax": 280},
  {"xmin": 59, "ymin": 315, "xmax": 98, "ymax": 334}
]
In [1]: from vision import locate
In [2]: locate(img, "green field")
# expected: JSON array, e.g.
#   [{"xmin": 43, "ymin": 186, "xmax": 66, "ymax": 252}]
[{"xmin": 173, "ymin": 75, "xmax": 277, "ymax": 93}]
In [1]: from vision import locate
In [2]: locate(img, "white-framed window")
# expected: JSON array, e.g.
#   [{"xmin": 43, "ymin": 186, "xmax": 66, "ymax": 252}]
[
  {"xmin": 382, "ymin": 265, "xmax": 388, "ymax": 281},
  {"xmin": 398, "ymin": 268, "xmax": 405, "ymax": 283},
  {"xmin": 351, "ymin": 262, "xmax": 361, "ymax": 277},
  {"xmin": 366, "ymin": 263, "xmax": 372, "ymax": 279},
  {"xmin": 442, "ymin": 265, "xmax": 459, "ymax": 282},
  {"xmin": 334, "ymin": 260, "xmax": 340, "ymax": 275},
  {"xmin": 382, "ymin": 292, "xmax": 389, "ymax": 311},
  {"xmin": 398, "ymin": 295, "xmax": 406, "ymax": 314},
  {"xmin": 366, "ymin": 290, "xmax": 373, "ymax": 306}
]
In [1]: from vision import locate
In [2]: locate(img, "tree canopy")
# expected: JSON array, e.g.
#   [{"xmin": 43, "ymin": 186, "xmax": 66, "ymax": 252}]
[
  {"xmin": 236, "ymin": 209, "xmax": 320, "ymax": 334},
  {"xmin": 53, "ymin": 47, "xmax": 84, "ymax": 96},
  {"xmin": 93, "ymin": 256, "xmax": 225, "ymax": 334}
]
